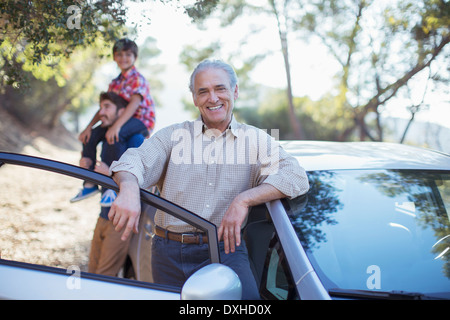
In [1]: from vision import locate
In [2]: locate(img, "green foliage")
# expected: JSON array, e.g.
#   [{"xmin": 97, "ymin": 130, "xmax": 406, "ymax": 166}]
[
  {"xmin": 296, "ymin": 0, "xmax": 449, "ymax": 141},
  {"xmin": 180, "ymin": 41, "xmax": 222, "ymax": 71},
  {"xmin": 235, "ymin": 88, "xmax": 341, "ymax": 141},
  {"xmin": 0, "ymin": 0, "xmax": 129, "ymax": 88},
  {"xmin": 0, "ymin": 34, "xmax": 163, "ymax": 130},
  {"xmin": 184, "ymin": 0, "xmax": 221, "ymax": 22},
  {"xmin": 0, "ymin": 46, "xmax": 107, "ymax": 129},
  {"xmin": 0, "ymin": 0, "xmax": 198, "ymax": 130}
]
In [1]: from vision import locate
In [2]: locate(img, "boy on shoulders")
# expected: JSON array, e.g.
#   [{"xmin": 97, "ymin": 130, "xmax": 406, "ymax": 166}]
[{"xmin": 71, "ymin": 38, "xmax": 156, "ymax": 204}]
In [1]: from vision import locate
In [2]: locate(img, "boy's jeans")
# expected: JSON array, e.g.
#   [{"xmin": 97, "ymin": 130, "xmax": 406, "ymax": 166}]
[{"xmin": 82, "ymin": 117, "xmax": 147, "ymax": 168}]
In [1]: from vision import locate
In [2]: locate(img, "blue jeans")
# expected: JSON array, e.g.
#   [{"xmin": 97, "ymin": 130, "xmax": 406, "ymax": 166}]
[
  {"xmin": 82, "ymin": 117, "xmax": 147, "ymax": 168},
  {"xmin": 151, "ymin": 235, "xmax": 260, "ymax": 300}
]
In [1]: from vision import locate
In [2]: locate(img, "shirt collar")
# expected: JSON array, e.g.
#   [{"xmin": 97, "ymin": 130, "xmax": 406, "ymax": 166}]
[
  {"xmin": 194, "ymin": 115, "xmax": 240, "ymax": 138},
  {"xmin": 118, "ymin": 66, "xmax": 137, "ymax": 80}
]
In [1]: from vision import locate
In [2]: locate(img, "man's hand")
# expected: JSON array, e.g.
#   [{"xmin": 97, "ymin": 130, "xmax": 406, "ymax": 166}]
[
  {"xmin": 218, "ymin": 195, "xmax": 249, "ymax": 254},
  {"xmin": 105, "ymin": 124, "xmax": 121, "ymax": 145},
  {"xmin": 79, "ymin": 157, "xmax": 93, "ymax": 169},
  {"xmin": 108, "ymin": 172, "xmax": 141, "ymax": 241},
  {"xmin": 94, "ymin": 161, "xmax": 109, "ymax": 175},
  {"xmin": 78, "ymin": 127, "xmax": 92, "ymax": 144},
  {"xmin": 218, "ymin": 184, "xmax": 286, "ymax": 254}
]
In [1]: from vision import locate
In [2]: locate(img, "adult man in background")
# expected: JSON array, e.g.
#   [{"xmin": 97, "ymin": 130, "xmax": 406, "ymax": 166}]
[{"xmin": 86, "ymin": 92, "xmax": 144, "ymax": 276}]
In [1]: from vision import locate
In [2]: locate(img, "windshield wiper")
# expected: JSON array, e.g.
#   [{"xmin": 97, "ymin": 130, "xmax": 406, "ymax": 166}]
[{"xmin": 329, "ymin": 288, "xmax": 448, "ymax": 300}]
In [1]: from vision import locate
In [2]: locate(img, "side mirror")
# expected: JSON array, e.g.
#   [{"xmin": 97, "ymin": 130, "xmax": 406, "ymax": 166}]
[{"xmin": 181, "ymin": 263, "xmax": 242, "ymax": 300}]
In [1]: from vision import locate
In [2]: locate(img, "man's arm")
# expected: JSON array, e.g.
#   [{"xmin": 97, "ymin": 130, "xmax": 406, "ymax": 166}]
[
  {"xmin": 78, "ymin": 111, "xmax": 101, "ymax": 144},
  {"xmin": 108, "ymin": 171, "xmax": 142, "ymax": 241},
  {"xmin": 218, "ymin": 183, "xmax": 285, "ymax": 254}
]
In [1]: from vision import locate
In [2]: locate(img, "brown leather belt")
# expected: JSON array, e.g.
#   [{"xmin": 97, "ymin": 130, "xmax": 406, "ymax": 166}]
[{"xmin": 154, "ymin": 226, "xmax": 208, "ymax": 244}]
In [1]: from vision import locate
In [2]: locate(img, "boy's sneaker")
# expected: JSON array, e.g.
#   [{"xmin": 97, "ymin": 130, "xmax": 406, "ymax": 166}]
[
  {"xmin": 100, "ymin": 189, "xmax": 117, "ymax": 207},
  {"xmin": 70, "ymin": 186, "xmax": 99, "ymax": 203}
]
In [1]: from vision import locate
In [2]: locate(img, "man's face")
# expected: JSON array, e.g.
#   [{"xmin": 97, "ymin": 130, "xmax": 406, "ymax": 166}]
[
  {"xmin": 113, "ymin": 49, "xmax": 136, "ymax": 73},
  {"xmin": 99, "ymin": 99, "xmax": 120, "ymax": 127},
  {"xmin": 192, "ymin": 68, "xmax": 238, "ymax": 132}
]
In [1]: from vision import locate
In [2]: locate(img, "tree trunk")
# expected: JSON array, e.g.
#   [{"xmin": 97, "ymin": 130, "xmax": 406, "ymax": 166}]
[
  {"xmin": 280, "ymin": 30, "xmax": 305, "ymax": 140},
  {"xmin": 271, "ymin": 0, "xmax": 306, "ymax": 140}
]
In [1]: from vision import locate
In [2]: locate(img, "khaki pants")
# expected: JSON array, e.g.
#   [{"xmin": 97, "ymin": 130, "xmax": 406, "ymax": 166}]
[{"xmin": 88, "ymin": 217, "xmax": 131, "ymax": 277}]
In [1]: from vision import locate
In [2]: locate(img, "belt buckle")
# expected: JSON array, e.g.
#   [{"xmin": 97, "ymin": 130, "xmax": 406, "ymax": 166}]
[{"xmin": 181, "ymin": 234, "xmax": 190, "ymax": 243}]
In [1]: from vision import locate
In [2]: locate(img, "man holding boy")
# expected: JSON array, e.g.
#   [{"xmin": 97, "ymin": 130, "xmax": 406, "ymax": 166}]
[
  {"xmin": 87, "ymin": 91, "xmax": 142, "ymax": 276},
  {"xmin": 71, "ymin": 38, "xmax": 155, "ymax": 204}
]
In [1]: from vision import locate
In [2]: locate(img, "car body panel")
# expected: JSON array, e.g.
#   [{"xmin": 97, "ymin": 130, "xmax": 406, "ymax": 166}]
[
  {"xmin": 0, "ymin": 260, "xmax": 180, "ymax": 300},
  {"xmin": 281, "ymin": 141, "xmax": 450, "ymax": 171}
]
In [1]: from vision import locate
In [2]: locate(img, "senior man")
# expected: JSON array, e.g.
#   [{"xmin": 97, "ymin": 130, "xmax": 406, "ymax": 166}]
[{"xmin": 108, "ymin": 59, "xmax": 309, "ymax": 299}]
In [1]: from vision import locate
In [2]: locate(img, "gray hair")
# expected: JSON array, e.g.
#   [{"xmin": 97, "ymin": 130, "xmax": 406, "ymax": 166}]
[{"xmin": 189, "ymin": 59, "xmax": 238, "ymax": 94}]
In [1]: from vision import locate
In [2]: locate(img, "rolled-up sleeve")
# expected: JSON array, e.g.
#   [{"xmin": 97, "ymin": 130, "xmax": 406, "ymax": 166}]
[
  {"xmin": 256, "ymin": 134, "xmax": 309, "ymax": 199},
  {"xmin": 262, "ymin": 150, "xmax": 309, "ymax": 199},
  {"xmin": 109, "ymin": 147, "xmax": 146, "ymax": 186},
  {"xmin": 109, "ymin": 126, "xmax": 172, "ymax": 188}
]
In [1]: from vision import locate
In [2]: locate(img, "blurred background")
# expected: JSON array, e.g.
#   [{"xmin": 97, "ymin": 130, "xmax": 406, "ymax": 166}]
[{"xmin": 1, "ymin": 0, "xmax": 449, "ymax": 153}]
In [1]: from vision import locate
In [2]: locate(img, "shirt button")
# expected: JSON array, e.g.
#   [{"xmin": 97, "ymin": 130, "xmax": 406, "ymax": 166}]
[{"xmin": 206, "ymin": 204, "xmax": 210, "ymax": 208}]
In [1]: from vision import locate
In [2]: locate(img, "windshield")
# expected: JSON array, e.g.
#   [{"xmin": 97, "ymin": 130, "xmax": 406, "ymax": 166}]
[{"xmin": 285, "ymin": 170, "xmax": 450, "ymax": 297}]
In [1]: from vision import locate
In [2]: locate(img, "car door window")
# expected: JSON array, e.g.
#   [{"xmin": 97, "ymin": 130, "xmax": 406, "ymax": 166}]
[
  {"xmin": 0, "ymin": 165, "xmax": 99, "ymax": 270},
  {"xmin": 0, "ymin": 157, "xmax": 219, "ymax": 288},
  {"xmin": 260, "ymin": 235, "xmax": 299, "ymax": 300}
]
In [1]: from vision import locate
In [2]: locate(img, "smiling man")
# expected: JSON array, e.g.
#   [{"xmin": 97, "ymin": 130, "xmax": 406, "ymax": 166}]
[
  {"xmin": 190, "ymin": 64, "xmax": 238, "ymax": 132},
  {"xmin": 108, "ymin": 59, "xmax": 309, "ymax": 299}
]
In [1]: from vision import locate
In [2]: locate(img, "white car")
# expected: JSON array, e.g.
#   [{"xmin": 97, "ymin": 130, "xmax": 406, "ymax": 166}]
[{"xmin": 0, "ymin": 141, "xmax": 449, "ymax": 300}]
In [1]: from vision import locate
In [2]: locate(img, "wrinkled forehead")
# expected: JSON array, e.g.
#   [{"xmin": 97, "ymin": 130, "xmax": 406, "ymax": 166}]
[{"xmin": 193, "ymin": 68, "xmax": 233, "ymax": 91}]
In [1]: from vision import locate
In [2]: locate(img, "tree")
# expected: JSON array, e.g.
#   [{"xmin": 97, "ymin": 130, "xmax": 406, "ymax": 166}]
[
  {"xmin": 180, "ymin": 0, "xmax": 449, "ymax": 142},
  {"xmin": 192, "ymin": 0, "xmax": 307, "ymax": 139},
  {"xmin": 268, "ymin": 0, "xmax": 306, "ymax": 139},
  {"xmin": 300, "ymin": 0, "xmax": 450, "ymax": 141},
  {"xmin": 0, "ymin": 0, "xmax": 220, "ymax": 88},
  {"xmin": 0, "ymin": 0, "xmax": 217, "ymax": 131},
  {"xmin": 236, "ymin": 88, "xmax": 343, "ymax": 140},
  {"xmin": 0, "ymin": 35, "xmax": 163, "ymax": 132},
  {"xmin": 0, "ymin": 0, "xmax": 128, "ymax": 88},
  {"xmin": 0, "ymin": 46, "xmax": 106, "ymax": 129}
]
